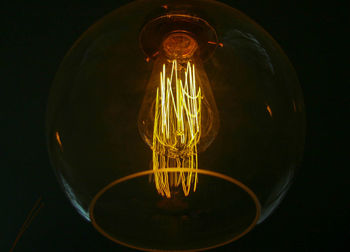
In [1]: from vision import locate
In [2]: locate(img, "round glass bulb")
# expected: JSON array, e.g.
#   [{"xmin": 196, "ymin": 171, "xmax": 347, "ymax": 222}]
[{"xmin": 47, "ymin": 0, "xmax": 305, "ymax": 251}]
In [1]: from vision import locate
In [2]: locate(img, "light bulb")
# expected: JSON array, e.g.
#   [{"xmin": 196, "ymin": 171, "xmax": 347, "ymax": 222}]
[
  {"xmin": 138, "ymin": 31, "xmax": 219, "ymax": 198},
  {"xmin": 47, "ymin": 1, "xmax": 305, "ymax": 251}
]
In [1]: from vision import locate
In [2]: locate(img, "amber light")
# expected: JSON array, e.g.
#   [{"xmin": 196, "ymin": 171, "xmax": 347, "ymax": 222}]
[
  {"xmin": 47, "ymin": 1, "xmax": 305, "ymax": 251},
  {"xmin": 142, "ymin": 31, "xmax": 218, "ymax": 198},
  {"xmin": 152, "ymin": 59, "xmax": 201, "ymax": 197}
]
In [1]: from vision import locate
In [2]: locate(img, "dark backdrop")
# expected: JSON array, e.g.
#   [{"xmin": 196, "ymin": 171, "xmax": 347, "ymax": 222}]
[{"xmin": 2, "ymin": 0, "xmax": 348, "ymax": 251}]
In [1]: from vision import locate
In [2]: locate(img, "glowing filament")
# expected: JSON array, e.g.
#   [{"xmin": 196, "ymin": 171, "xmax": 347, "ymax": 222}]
[{"xmin": 152, "ymin": 60, "xmax": 201, "ymax": 198}]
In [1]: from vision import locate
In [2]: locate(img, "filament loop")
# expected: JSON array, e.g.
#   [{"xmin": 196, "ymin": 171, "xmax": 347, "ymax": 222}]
[{"xmin": 152, "ymin": 60, "xmax": 201, "ymax": 198}]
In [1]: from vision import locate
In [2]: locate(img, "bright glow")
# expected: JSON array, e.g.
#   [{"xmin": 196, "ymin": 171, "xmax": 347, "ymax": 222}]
[
  {"xmin": 266, "ymin": 105, "xmax": 272, "ymax": 117},
  {"xmin": 152, "ymin": 60, "xmax": 201, "ymax": 198},
  {"xmin": 55, "ymin": 131, "xmax": 63, "ymax": 151}
]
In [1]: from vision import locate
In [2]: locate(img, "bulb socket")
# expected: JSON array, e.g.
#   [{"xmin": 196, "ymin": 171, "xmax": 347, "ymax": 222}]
[
  {"xmin": 163, "ymin": 32, "xmax": 198, "ymax": 59},
  {"xmin": 140, "ymin": 14, "xmax": 218, "ymax": 61}
]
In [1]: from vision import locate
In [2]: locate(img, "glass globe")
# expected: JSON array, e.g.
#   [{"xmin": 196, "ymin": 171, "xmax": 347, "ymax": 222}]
[{"xmin": 46, "ymin": 0, "xmax": 305, "ymax": 251}]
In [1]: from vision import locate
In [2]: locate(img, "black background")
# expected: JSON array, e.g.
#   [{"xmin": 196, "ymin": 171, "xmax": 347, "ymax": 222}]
[{"xmin": 2, "ymin": 0, "xmax": 348, "ymax": 251}]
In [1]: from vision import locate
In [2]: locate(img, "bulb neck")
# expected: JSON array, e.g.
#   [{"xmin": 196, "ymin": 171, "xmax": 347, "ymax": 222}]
[
  {"xmin": 139, "ymin": 14, "xmax": 218, "ymax": 62},
  {"xmin": 162, "ymin": 32, "xmax": 198, "ymax": 60}
]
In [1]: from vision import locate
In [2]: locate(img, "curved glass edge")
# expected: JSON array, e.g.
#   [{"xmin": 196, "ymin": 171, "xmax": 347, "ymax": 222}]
[
  {"xmin": 59, "ymin": 173, "xmax": 91, "ymax": 221},
  {"xmin": 89, "ymin": 168, "xmax": 261, "ymax": 252}
]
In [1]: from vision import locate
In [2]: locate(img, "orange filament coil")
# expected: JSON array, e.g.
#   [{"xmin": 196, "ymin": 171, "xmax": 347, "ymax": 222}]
[{"xmin": 152, "ymin": 60, "xmax": 201, "ymax": 198}]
